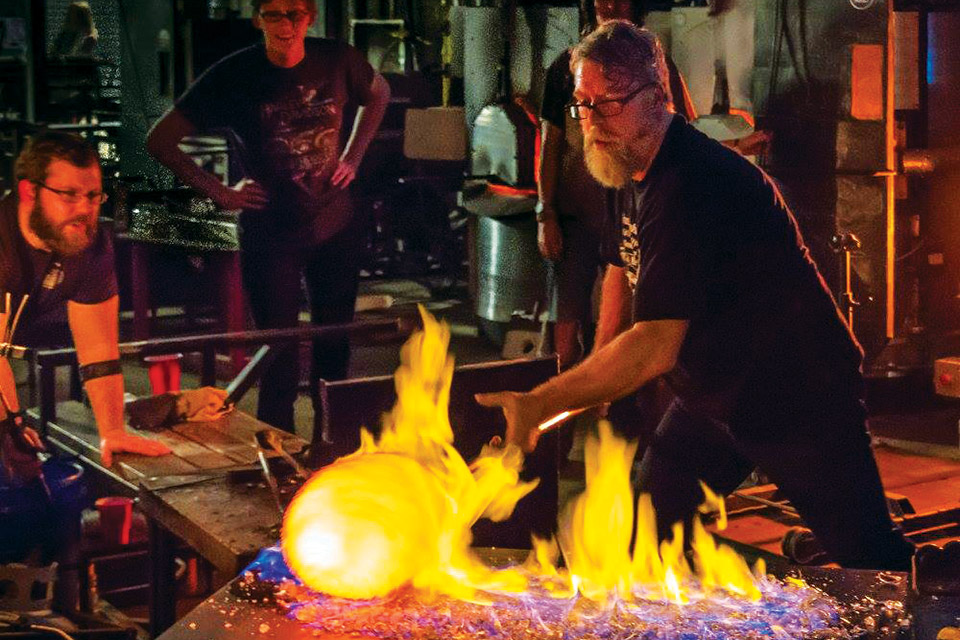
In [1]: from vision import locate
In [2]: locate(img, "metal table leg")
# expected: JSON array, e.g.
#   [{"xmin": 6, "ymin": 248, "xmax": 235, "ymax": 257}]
[{"xmin": 148, "ymin": 519, "xmax": 178, "ymax": 637}]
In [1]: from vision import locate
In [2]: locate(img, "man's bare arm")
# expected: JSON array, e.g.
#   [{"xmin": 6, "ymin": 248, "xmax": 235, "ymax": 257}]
[
  {"xmin": 146, "ymin": 108, "xmax": 269, "ymax": 211},
  {"xmin": 0, "ymin": 358, "xmax": 16, "ymax": 419},
  {"xmin": 594, "ymin": 265, "xmax": 632, "ymax": 350},
  {"xmin": 0, "ymin": 307, "xmax": 19, "ymax": 418},
  {"xmin": 1, "ymin": 307, "xmax": 44, "ymax": 450},
  {"xmin": 332, "ymin": 73, "xmax": 391, "ymax": 188},
  {"xmin": 1, "ymin": 326, "xmax": 45, "ymax": 457},
  {"xmin": 68, "ymin": 296, "xmax": 171, "ymax": 466},
  {"xmin": 537, "ymin": 121, "xmax": 564, "ymax": 261},
  {"xmin": 477, "ymin": 318, "xmax": 688, "ymax": 451}
]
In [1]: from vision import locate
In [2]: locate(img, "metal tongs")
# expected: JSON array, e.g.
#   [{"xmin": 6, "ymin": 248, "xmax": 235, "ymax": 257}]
[
  {"xmin": 0, "ymin": 292, "xmax": 29, "ymax": 360},
  {"xmin": 254, "ymin": 429, "xmax": 310, "ymax": 480},
  {"xmin": 252, "ymin": 433, "xmax": 285, "ymax": 520},
  {"xmin": 250, "ymin": 428, "xmax": 312, "ymax": 522},
  {"xmin": 0, "ymin": 292, "xmax": 37, "ymax": 454}
]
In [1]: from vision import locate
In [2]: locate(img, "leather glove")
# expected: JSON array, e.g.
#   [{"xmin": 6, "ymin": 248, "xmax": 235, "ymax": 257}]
[{"xmin": 176, "ymin": 387, "xmax": 230, "ymax": 422}]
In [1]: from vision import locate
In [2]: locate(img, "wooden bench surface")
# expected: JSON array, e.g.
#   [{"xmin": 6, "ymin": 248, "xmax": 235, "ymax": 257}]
[
  {"xmin": 35, "ymin": 400, "xmax": 305, "ymax": 491},
  {"xmin": 34, "ymin": 400, "xmax": 307, "ymax": 573}
]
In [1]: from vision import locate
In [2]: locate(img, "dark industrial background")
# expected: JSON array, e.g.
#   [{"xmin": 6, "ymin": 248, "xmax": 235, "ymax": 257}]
[
  {"xmin": 2, "ymin": 2, "xmax": 960, "ymax": 635},
  {"xmin": 2, "ymin": 1, "xmax": 958, "ymax": 370}
]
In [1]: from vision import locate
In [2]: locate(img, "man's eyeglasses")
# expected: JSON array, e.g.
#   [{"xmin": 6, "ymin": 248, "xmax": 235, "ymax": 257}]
[
  {"xmin": 259, "ymin": 9, "xmax": 312, "ymax": 23},
  {"xmin": 34, "ymin": 182, "xmax": 108, "ymax": 205},
  {"xmin": 567, "ymin": 82, "xmax": 658, "ymax": 120}
]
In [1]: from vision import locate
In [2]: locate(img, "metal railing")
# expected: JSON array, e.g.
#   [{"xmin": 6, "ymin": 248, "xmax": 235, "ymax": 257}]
[{"xmin": 8, "ymin": 319, "xmax": 403, "ymax": 433}]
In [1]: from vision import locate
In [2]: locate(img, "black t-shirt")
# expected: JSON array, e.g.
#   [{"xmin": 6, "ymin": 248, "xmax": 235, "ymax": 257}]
[
  {"xmin": 540, "ymin": 50, "xmax": 606, "ymax": 228},
  {"xmin": 176, "ymin": 38, "xmax": 375, "ymax": 250},
  {"xmin": 601, "ymin": 117, "xmax": 864, "ymax": 438},
  {"xmin": 540, "ymin": 50, "xmax": 607, "ymax": 227},
  {"xmin": 0, "ymin": 195, "xmax": 118, "ymax": 347}
]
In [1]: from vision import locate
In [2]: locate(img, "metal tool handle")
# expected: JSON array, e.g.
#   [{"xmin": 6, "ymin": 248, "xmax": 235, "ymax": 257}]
[{"xmin": 223, "ymin": 345, "xmax": 277, "ymax": 409}]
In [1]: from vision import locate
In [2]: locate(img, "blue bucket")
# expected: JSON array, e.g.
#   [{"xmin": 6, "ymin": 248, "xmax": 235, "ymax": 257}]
[{"xmin": 0, "ymin": 459, "xmax": 89, "ymax": 563}]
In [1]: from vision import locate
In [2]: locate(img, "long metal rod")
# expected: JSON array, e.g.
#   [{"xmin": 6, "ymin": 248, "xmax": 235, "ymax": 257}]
[
  {"xmin": 21, "ymin": 318, "xmax": 401, "ymax": 366},
  {"xmin": 730, "ymin": 491, "xmax": 799, "ymax": 516},
  {"xmin": 538, "ymin": 407, "xmax": 590, "ymax": 433},
  {"xmin": 27, "ymin": 318, "xmax": 402, "ymax": 432},
  {"xmin": 223, "ymin": 345, "xmax": 276, "ymax": 407}
]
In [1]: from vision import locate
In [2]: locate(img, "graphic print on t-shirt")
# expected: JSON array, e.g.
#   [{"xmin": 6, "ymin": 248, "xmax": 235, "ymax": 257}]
[
  {"xmin": 41, "ymin": 261, "xmax": 64, "ymax": 291},
  {"xmin": 619, "ymin": 213, "xmax": 640, "ymax": 289},
  {"xmin": 260, "ymin": 84, "xmax": 341, "ymax": 198}
]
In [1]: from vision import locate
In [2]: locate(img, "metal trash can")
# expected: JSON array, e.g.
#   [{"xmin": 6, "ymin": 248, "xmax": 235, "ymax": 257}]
[
  {"xmin": 463, "ymin": 99, "xmax": 545, "ymax": 335},
  {"xmin": 473, "ymin": 210, "xmax": 546, "ymax": 324},
  {"xmin": 463, "ymin": 182, "xmax": 545, "ymax": 325}
]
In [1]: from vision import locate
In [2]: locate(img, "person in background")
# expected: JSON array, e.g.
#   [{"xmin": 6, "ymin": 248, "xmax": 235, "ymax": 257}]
[
  {"xmin": 50, "ymin": 1, "xmax": 98, "ymax": 57},
  {"xmin": 480, "ymin": 22, "xmax": 914, "ymax": 571},
  {"xmin": 147, "ymin": 0, "xmax": 391, "ymax": 433},
  {"xmin": 0, "ymin": 131, "xmax": 171, "ymax": 467}
]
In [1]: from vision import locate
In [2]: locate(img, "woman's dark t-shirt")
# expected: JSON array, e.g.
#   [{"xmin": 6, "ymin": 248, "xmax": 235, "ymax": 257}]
[{"xmin": 175, "ymin": 38, "xmax": 375, "ymax": 251}]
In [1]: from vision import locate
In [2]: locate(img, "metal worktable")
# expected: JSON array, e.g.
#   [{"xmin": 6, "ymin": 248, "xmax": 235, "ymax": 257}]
[
  {"xmin": 156, "ymin": 552, "xmax": 920, "ymax": 640},
  {"xmin": 35, "ymin": 400, "xmax": 307, "ymax": 637}
]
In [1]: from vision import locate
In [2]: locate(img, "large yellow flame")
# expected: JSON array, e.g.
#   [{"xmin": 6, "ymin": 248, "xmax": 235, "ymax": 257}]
[
  {"xmin": 283, "ymin": 306, "xmax": 763, "ymax": 605},
  {"xmin": 552, "ymin": 421, "xmax": 763, "ymax": 603},
  {"xmin": 282, "ymin": 307, "xmax": 538, "ymax": 600},
  {"xmin": 557, "ymin": 421, "xmax": 637, "ymax": 600}
]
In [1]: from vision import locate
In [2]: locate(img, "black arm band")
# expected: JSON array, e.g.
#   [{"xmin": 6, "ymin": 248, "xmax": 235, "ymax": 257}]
[{"xmin": 79, "ymin": 359, "xmax": 122, "ymax": 383}]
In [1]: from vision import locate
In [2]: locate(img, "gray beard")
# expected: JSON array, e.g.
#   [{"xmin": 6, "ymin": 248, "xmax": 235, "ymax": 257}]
[
  {"xmin": 584, "ymin": 141, "xmax": 637, "ymax": 189},
  {"xmin": 29, "ymin": 200, "xmax": 95, "ymax": 256}
]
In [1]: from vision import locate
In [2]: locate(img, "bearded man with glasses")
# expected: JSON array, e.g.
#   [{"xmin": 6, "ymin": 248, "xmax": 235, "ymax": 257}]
[
  {"xmin": 147, "ymin": 0, "xmax": 390, "ymax": 433},
  {"xmin": 1, "ymin": 131, "xmax": 172, "ymax": 468},
  {"xmin": 536, "ymin": 0, "xmax": 697, "ymax": 469},
  {"xmin": 478, "ymin": 21, "xmax": 915, "ymax": 572}
]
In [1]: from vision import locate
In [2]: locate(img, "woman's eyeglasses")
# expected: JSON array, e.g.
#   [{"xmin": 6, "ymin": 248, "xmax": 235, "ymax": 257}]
[{"xmin": 259, "ymin": 10, "xmax": 311, "ymax": 23}]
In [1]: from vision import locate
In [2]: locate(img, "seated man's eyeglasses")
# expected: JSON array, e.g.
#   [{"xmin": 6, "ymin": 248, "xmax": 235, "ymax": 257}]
[
  {"xmin": 259, "ymin": 10, "xmax": 311, "ymax": 23},
  {"xmin": 568, "ymin": 82, "xmax": 658, "ymax": 120},
  {"xmin": 34, "ymin": 182, "xmax": 108, "ymax": 205}
]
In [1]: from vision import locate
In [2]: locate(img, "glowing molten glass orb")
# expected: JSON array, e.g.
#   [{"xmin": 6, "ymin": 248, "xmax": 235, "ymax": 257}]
[{"xmin": 281, "ymin": 452, "xmax": 449, "ymax": 600}]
